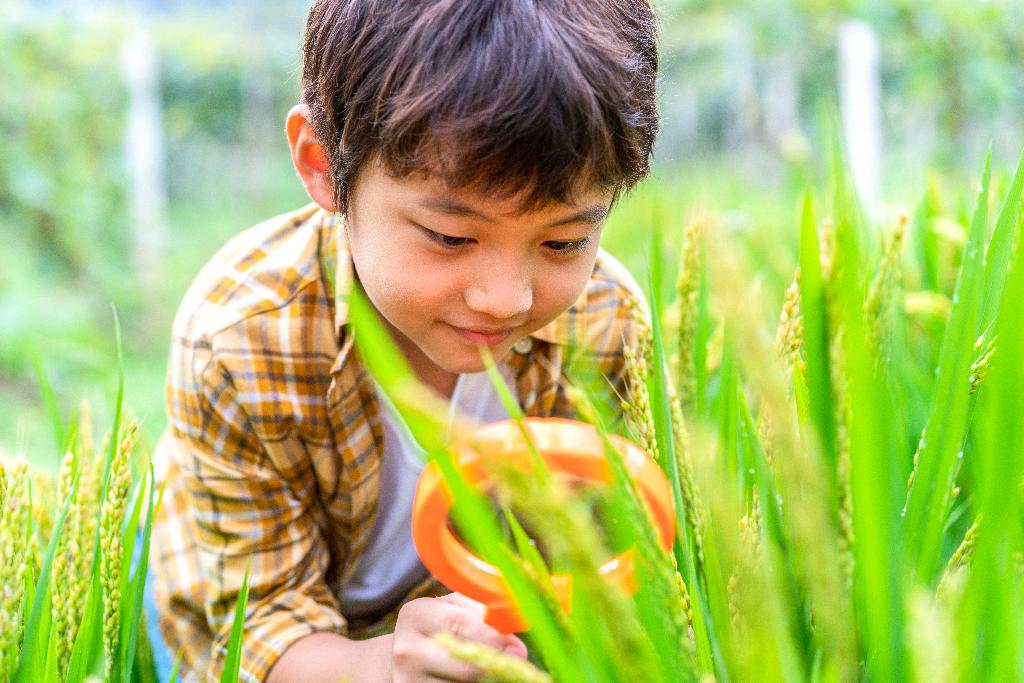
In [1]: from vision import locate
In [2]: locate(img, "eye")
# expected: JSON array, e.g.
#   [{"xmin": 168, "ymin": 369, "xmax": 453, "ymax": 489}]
[
  {"xmin": 420, "ymin": 226, "xmax": 472, "ymax": 249},
  {"xmin": 544, "ymin": 238, "xmax": 590, "ymax": 254}
]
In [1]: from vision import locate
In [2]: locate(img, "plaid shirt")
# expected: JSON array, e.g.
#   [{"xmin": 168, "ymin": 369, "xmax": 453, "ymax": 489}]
[{"xmin": 148, "ymin": 203, "xmax": 645, "ymax": 682}]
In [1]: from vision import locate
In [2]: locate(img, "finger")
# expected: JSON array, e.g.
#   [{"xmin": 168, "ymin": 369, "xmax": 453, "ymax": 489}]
[
  {"xmin": 434, "ymin": 593, "xmax": 528, "ymax": 657},
  {"xmin": 501, "ymin": 635, "xmax": 529, "ymax": 659},
  {"xmin": 437, "ymin": 592, "xmax": 485, "ymax": 615},
  {"xmin": 394, "ymin": 631, "xmax": 484, "ymax": 682}
]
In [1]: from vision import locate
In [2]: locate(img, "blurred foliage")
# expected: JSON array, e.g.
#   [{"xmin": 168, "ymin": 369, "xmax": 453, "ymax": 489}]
[
  {"xmin": 0, "ymin": 16, "xmax": 128, "ymax": 374},
  {"xmin": 659, "ymin": 0, "xmax": 1024, "ymax": 172},
  {"xmin": 3, "ymin": 0, "xmax": 1024, "ymax": 462},
  {"xmin": 0, "ymin": 7, "xmax": 309, "ymax": 463}
]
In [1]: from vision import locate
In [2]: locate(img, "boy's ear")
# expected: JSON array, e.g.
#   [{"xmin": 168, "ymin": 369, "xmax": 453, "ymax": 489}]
[{"xmin": 286, "ymin": 104, "xmax": 338, "ymax": 212}]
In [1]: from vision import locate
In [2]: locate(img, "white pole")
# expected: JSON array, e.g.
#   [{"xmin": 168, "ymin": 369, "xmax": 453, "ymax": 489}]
[
  {"xmin": 838, "ymin": 19, "xmax": 883, "ymax": 215},
  {"xmin": 122, "ymin": 25, "xmax": 168, "ymax": 288}
]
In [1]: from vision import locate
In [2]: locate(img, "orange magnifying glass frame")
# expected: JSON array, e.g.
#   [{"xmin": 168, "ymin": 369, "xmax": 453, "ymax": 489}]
[{"xmin": 411, "ymin": 417, "xmax": 675, "ymax": 634}]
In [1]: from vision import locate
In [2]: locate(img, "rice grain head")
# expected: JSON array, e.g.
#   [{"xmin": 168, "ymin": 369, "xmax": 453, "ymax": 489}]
[
  {"xmin": 937, "ymin": 517, "xmax": 980, "ymax": 597},
  {"xmin": 669, "ymin": 386, "xmax": 706, "ymax": 573},
  {"xmin": 101, "ymin": 420, "xmax": 138, "ymax": 680},
  {"xmin": 622, "ymin": 303, "xmax": 659, "ymax": 462},
  {"xmin": 51, "ymin": 450, "xmax": 77, "ymax": 679},
  {"xmin": 0, "ymin": 461, "xmax": 31, "ymax": 683},
  {"xmin": 774, "ymin": 268, "xmax": 805, "ymax": 377},
  {"xmin": 60, "ymin": 445, "xmax": 103, "ymax": 664},
  {"xmin": 30, "ymin": 468, "xmax": 56, "ymax": 546},
  {"xmin": 79, "ymin": 400, "xmax": 94, "ymax": 457},
  {"xmin": 968, "ymin": 334, "xmax": 997, "ymax": 395},
  {"xmin": 435, "ymin": 632, "xmax": 553, "ymax": 683},
  {"xmin": 675, "ymin": 219, "xmax": 705, "ymax": 412},
  {"xmin": 864, "ymin": 214, "xmax": 907, "ymax": 355},
  {"xmin": 908, "ymin": 589, "xmax": 956, "ymax": 683}
]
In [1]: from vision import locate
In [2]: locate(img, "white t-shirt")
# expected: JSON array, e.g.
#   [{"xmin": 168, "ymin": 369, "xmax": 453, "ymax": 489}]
[{"xmin": 337, "ymin": 368, "xmax": 516, "ymax": 620}]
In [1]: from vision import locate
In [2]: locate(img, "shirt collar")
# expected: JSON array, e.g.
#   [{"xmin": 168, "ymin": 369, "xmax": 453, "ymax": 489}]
[{"xmin": 317, "ymin": 208, "xmax": 584, "ymax": 348}]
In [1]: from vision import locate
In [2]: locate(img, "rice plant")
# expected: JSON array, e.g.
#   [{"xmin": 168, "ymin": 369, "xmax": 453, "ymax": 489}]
[
  {"xmin": 352, "ymin": 148, "xmax": 1024, "ymax": 682},
  {"xmin": 3, "ymin": 149, "xmax": 1023, "ymax": 682},
  {"xmin": 0, "ymin": 348, "xmax": 251, "ymax": 683}
]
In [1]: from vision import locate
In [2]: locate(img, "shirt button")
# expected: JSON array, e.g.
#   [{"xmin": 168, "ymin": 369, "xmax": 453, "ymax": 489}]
[{"xmin": 513, "ymin": 337, "xmax": 533, "ymax": 354}]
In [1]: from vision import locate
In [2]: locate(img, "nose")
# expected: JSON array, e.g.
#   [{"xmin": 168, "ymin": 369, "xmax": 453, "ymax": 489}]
[{"xmin": 464, "ymin": 267, "xmax": 533, "ymax": 321}]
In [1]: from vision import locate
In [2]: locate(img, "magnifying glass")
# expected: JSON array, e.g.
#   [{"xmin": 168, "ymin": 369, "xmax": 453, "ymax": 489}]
[{"xmin": 411, "ymin": 417, "xmax": 675, "ymax": 634}]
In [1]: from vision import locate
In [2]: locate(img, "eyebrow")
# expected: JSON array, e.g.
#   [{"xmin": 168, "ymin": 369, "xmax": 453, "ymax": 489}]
[{"xmin": 418, "ymin": 196, "xmax": 609, "ymax": 228}]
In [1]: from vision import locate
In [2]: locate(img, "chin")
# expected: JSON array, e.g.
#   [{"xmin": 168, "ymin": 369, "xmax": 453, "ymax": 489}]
[
  {"xmin": 438, "ymin": 355, "xmax": 490, "ymax": 375},
  {"xmin": 429, "ymin": 347, "xmax": 499, "ymax": 375}
]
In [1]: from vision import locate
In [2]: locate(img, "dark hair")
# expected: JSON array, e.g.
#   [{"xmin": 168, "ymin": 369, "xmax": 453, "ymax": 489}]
[{"xmin": 301, "ymin": 0, "xmax": 658, "ymax": 214}]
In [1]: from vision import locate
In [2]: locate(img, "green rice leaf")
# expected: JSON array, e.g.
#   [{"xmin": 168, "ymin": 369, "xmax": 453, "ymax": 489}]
[
  {"xmin": 980, "ymin": 147, "xmax": 1024, "ymax": 329},
  {"xmin": 958, "ymin": 161, "xmax": 1024, "ymax": 680},
  {"xmin": 583, "ymin": 386, "xmax": 696, "ymax": 681},
  {"xmin": 745, "ymin": 406, "xmax": 807, "ymax": 681},
  {"xmin": 648, "ymin": 226, "xmax": 721, "ymax": 677},
  {"xmin": 167, "ymin": 648, "xmax": 183, "ymax": 683},
  {"xmin": 904, "ymin": 152, "xmax": 991, "ymax": 581},
  {"xmin": 42, "ymin": 614, "xmax": 59, "ymax": 683},
  {"xmin": 797, "ymin": 191, "xmax": 837, "ymax": 469},
  {"xmin": 121, "ymin": 467, "xmax": 160, "ymax": 683},
  {"xmin": 833, "ymin": 170, "xmax": 907, "ymax": 681},
  {"xmin": 31, "ymin": 352, "xmax": 65, "ymax": 460},
  {"xmin": 505, "ymin": 510, "xmax": 549, "ymax": 582},
  {"xmin": 64, "ymin": 560, "xmax": 105, "ymax": 682},
  {"xmin": 100, "ymin": 306, "xmax": 126, "ymax": 499},
  {"xmin": 480, "ymin": 346, "xmax": 550, "ymax": 482},
  {"xmin": 220, "ymin": 562, "xmax": 250, "ymax": 683}
]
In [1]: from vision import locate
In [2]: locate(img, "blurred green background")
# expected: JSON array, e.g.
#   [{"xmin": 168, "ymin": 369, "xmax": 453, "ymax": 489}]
[{"xmin": 3, "ymin": 0, "xmax": 1022, "ymax": 467}]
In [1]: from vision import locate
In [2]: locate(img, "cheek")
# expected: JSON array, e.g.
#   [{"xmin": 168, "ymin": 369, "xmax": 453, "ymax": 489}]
[
  {"xmin": 350, "ymin": 232, "xmax": 456, "ymax": 317},
  {"xmin": 534, "ymin": 260, "xmax": 594, "ymax": 317}
]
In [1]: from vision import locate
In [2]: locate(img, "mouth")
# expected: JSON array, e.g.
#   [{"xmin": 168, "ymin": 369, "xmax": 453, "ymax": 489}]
[{"xmin": 448, "ymin": 323, "xmax": 514, "ymax": 346}]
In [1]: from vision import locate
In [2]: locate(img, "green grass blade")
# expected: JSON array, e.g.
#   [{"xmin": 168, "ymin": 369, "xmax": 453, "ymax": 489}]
[
  {"xmin": 834, "ymin": 175, "xmax": 907, "ymax": 681},
  {"xmin": 42, "ymin": 615, "xmax": 59, "ymax": 683},
  {"xmin": 100, "ymin": 306, "xmax": 126, "ymax": 497},
  {"xmin": 64, "ymin": 564, "xmax": 105, "ymax": 682},
  {"xmin": 648, "ymin": 231, "xmax": 722, "ymax": 677},
  {"xmin": 220, "ymin": 562, "xmax": 251, "ymax": 683},
  {"xmin": 715, "ymin": 333, "xmax": 741, "ymax": 499},
  {"xmin": 980, "ymin": 147, "xmax": 1024, "ymax": 328},
  {"xmin": 167, "ymin": 649, "xmax": 183, "ymax": 683},
  {"xmin": 745, "ymin": 408, "xmax": 808, "ymax": 681},
  {"xmin": 31, "ymin": 352, "xmax": 65, "ymax": 458},
  {"xmin": 582, "ymin": 386, "xmax": 697, "ymax": 681},
  {"xmin": 121, "ymin": 467, "xmax": 159, "ymax": 683},
  {"xmin": 797, "ymin": 191, "xmax": 837, "ymax": 469},
  {"xmin": 959, "ymin": 168, "xmax": 1024, "ymax": 680},
  {"xmin": 504, "ymin": 510, "xmax": 549, "ymax": 582},
  {"xmin": 904, "ymin": 152, "xmax": 991, "ymax": 580},
  {"xmin": 479, "ymin": 347, "xmax": 550, "ymax": 482}
]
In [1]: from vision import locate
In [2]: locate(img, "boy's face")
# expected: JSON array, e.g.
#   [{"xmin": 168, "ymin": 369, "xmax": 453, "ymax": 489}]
[{"xmin": 346, "ymin": 161, "xmax": 611, "ymax": 390}]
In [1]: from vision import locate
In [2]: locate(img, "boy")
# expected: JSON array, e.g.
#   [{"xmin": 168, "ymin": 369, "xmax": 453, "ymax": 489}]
[{"xmin": 146, "ymin": 0, "xmax": 659, "ymax": 681}]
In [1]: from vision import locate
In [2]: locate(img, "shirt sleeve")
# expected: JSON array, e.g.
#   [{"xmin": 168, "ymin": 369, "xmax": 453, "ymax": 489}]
[{"xmin": 170, "ymin": 347, "xmax": 346, "ymax": 683}]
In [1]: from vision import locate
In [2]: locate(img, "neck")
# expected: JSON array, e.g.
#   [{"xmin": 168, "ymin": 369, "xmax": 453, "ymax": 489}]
[
  {"xmin": 416, "ymin": 364, "xmax": 459, "ymax": 399},
  {"xmin": 386, "ymin": 322, "xmax": 458, "ymax": 399}
]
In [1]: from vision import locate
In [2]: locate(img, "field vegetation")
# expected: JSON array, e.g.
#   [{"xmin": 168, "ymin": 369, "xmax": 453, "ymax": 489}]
[
  {"xmin": 4, "ymin": 2, "xmax": 1024, "ymax": 681},
  {"xmin": 3, "ymin": 148, "xmax": 1022, "ymax": 680}
]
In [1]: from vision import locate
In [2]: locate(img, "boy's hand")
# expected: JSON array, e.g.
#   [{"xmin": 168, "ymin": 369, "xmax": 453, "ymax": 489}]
[{"xmin": 391, "ymin": 592, "xmax": 528, "ymax": 682}]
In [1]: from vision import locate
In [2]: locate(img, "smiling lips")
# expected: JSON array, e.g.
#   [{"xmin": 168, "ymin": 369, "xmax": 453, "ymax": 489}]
[{"xmin": 448, "ymin": 323, "xmax": 514, "ymax": 345}]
